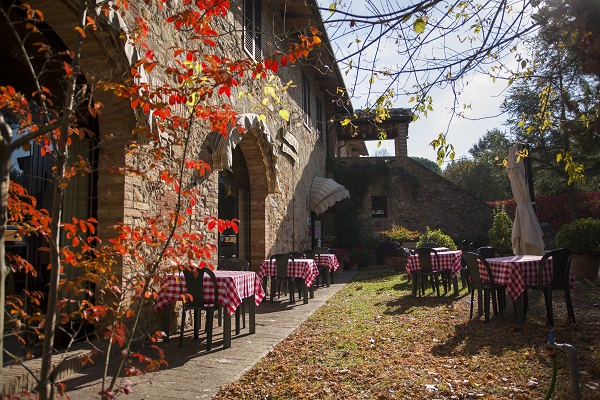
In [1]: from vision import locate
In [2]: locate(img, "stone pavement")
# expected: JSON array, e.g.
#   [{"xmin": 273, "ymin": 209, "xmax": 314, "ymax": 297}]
[{"xmin": 61, "ymin": 270, "xmax": 356, "ymax": 399}]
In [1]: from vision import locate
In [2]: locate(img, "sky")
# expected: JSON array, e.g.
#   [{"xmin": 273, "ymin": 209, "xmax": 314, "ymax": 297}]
[{"xmin": 318, "ymin": 0, "xmax": 531, "ymax": 165}]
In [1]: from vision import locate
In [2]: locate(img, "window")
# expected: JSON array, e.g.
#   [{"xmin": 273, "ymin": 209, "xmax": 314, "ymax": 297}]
[
  {"xmin": 371, "ymin": 196, "xmax": 387, "ymax": 218},
  {"xmin": 316, "ymin": 97, "xmax": 324, "ymax": 142},
  {"xmin": 244, "ymin": 0, "xmax": 262, "ymax": 60},
  {"xmin": 302, "ymin": 73, "xmax": 311, "ymax": 125}
]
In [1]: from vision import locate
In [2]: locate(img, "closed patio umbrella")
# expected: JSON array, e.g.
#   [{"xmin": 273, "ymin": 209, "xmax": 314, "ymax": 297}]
[{"xmin": 507, "ymin": 145, "xmax": 545, "ymax": 255}]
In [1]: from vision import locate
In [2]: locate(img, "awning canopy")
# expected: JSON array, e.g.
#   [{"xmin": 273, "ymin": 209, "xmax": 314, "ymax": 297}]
[{"xmin": 310, "ymin": 176, "xmax": 350, "ymax": 215}]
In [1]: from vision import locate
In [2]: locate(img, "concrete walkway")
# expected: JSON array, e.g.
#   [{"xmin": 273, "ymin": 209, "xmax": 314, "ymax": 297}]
[{"xmin": 62, "ymin": 270, "xmax": 356, "ymax": 399}]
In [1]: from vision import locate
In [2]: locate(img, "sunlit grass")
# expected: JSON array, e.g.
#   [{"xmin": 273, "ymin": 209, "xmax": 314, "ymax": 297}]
[{"xmin": 215, "ymin": 266, "xmax": 600, "ymax": 399}]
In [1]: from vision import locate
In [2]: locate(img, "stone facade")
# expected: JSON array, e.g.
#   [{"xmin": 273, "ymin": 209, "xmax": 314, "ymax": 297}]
[
  {"xmin": 6, "ymin": 0, "xmax": 346, "ymax": 277},
  {"xmin": 331, "ymin": 110, "xmax": 494, "ymax": 244}
]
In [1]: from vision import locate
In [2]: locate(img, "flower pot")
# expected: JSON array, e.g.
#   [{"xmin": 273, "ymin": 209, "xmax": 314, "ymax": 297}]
[
  {"xmin": 348, "ymin": 261, "xmax": 359, "ymax": 271},
  {"xmin": 571, "ymin": 254, "xmax": 600, "ymax": 280},
  {"xmin": 391, "ymin": 256, "xmax": 405, "ymax": 272}
]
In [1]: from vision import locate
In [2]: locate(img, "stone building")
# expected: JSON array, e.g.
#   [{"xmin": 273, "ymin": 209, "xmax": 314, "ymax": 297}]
[
  {"xmin": 1, "ymin": 0, "xmax": 352, "ymax": 293},
  {"xmin": 323, "ymin": 109, "xmax": 494, "ymax": 247}
]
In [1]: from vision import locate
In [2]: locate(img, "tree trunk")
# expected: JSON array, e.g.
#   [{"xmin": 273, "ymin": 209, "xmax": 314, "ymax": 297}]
[{"xmin": 0, "ymin": 117, "xmax": 12, "ymax": 397}]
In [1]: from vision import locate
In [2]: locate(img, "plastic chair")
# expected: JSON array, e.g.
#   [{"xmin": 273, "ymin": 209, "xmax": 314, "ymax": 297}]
[
  {"xmin": 533, "ymin": 248, "xmax": 576, "ymax": 326},
  {"xmin": 460, "ymin": 241, "xmax": 475, "ymax": 290},
  {"xmin": 414, "ymin": 248, "xmax": 442, "ymax": 296},
  {"xmin": 462, "ymin": 252, "xmax": 506, "ymax": 323},
  {"xmin": 304, "ymin": 250, "xmax": 326, "ymax": 287},
  {"xmin": 218, "ymin": 258, "xmax": 250, "ymax": 331},
  {"xmin": 179, "ymin": 266, "xmax": 218, "ymax": 350},
  {"xmin": 477, "ymin": 246, "xmax": 503, "ymax": 259},
  {"xmin": 220, "ymin": 257, "xmax": 250, "ymax": 271},
  {"xmin": 269, "ymin": 254, "xmax": 295, "ymax": 303}
]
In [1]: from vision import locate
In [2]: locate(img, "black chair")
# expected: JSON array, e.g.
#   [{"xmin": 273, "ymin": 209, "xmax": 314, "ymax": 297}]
[
  {"xmin": 420, "ymin": 242, "xmax": 440, "ymax": 249},
  {"xmin": 304, "ymin": 250, "xmax": 326, "ymax": 287},
  {"xmin": 460, "ymin": 241, "xmax": 475, "ymax": 290},
  {"xmin": 218, "ymin": 258, "xmax": 250, "ymax": 331},
  {"xmin": 180, "ymin": 266, "xmax": 218, "ymax": 350},
  {"xmin": 221, "ymin": 257, "xmax": 250, "ymax": 271},
  {"xmin": 477, "ymin": 246, "xmax": 503, "ymax": 259},
  {"xmin": 462, "ymin": 252, "xmax": 506, "ymax": 323},
  {"xmin": 269, "ymin": 253, "xmax": 295, "ymax": 303},
  {"xmin": 414, "ymin": 248, "xmax": 442, "ymax": 296},
  {"xmin": 532, "ymin": 248, "xmax": 576, "ymax": 326}
]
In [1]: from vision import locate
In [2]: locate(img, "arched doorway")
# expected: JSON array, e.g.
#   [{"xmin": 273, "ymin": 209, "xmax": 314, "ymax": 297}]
[{"xmin": 218, "ymin": 145, "xmax": 250, "ymax": 261}]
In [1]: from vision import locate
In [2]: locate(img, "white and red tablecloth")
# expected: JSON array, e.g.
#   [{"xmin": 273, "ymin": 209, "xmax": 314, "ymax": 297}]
[
  {"xmin": 479, "ymin": 255, "xmax": 576, "ymax": 301},
  {"xmin": 258, "ymin": 259, "xmax": 319, "ymax": 287},
  {"xmin": 154, "ymin": 270, "xmax": 265, "ymax": 316},
  {"xmin": 406, "ymin": 250, "xmax": 462, "ymax": 277},
  {"xmin": 313, "ymin": 254, "xmax": 340, "ymax": 271}
]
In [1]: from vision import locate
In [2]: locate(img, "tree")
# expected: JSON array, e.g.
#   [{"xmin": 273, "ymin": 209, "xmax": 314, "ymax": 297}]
[
  {"xmin": 411, "ymin": 156, "xmax": 441, "ymax": 174},
  {"xmin": 443, "ymin": 157, "xmax": 509, "ymax": 202},
  {"xmin": 318, "ymin": 1, "xmax": 600, "ymax": 174},
  {"xmin": 1, "ymin": 1, "xmax": 316, "ymax": 398},
  {"xmin": 502, "ymin": 0, "xmax": 600, "ymax": 217}
]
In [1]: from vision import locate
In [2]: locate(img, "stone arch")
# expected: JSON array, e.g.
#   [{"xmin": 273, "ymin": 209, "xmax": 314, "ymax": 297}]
[{"xmin": 197, "ymin": 113, "xmax": 280, "ymax": 268}]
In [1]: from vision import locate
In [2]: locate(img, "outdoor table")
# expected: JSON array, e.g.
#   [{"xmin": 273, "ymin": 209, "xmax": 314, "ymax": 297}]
[
  {"xmin": 154, "ymin": 270, "xmax": 265, "ymax": 348},
  {"xmin": 258, "ymin": 258, "xmax": 319, "ymax": 304},
  {"xmin": 406, "ymin": 250, "xmax": 462, "ymax": 296},
  {"xmin": 312, "ymin": 253, "xmax": 339, "ymax": 286},
  {"xmin": 478, "ymin": 255, "xmax": 575, "ymax": 323}
]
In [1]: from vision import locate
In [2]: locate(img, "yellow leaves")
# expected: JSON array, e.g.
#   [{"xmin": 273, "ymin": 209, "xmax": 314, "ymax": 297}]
[
  {"xmin": 279, "ymin": 109, "xmax": 290, "ymax": 121},
  {"xmin": 329, "ymin": 2, "xmax": 336, "ymax": 13},
  {"xmin": 413, "ymin": 17, "xmax": 427, "ymax": 34}
]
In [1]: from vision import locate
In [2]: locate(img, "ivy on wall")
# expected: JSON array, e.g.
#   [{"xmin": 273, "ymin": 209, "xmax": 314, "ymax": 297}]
[{"xmin": 328, "ymin": 160, "xmax": 391, "ymax": 248}]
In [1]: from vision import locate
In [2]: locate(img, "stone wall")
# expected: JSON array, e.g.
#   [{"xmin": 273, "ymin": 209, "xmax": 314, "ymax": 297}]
[{"xmin": 335, "ymin": 157, "xmax": 494, "ymax": 243}]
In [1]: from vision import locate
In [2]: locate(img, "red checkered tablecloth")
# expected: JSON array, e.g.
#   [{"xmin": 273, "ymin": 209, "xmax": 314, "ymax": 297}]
[
  {"xmin": 153, "ymin": 270, "xmax": 265, "ymax": 316},
  {"xmin": 313, "ymin": 254, "xmax": 339, "ymax": 271},
  {"xmin": 406, "ymin": 250, "xmax": 462, "ymax": 277},
  {"xmin": 479, "ymin": 256, "xmax": 576, "ymax": 301},
  {"xmin": 258, "ymin": 259, "xmax": 319, "ymax": 287}
]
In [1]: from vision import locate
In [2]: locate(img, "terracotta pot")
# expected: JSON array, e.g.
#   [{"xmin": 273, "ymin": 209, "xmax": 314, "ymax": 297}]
[
  {"xmin": 382, "ymin": 255, "xmax": 394, "ymax": 267},
  {"xmin": 571, "ymin": 254, "xmax": 600, "ymax": 280},
  {"xmin": 391, "ymin": 256, "xmax": 405, "ymax": 272}
]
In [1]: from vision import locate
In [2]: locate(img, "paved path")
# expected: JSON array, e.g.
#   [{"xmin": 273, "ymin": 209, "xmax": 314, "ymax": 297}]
[{"xmin": 62, "ymin": 270, "xmax": 356, "ymax": 399}]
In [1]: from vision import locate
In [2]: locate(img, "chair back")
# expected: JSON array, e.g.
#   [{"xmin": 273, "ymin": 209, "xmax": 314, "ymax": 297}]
[
  {"xmin": 290, "ymin": 251, "xmax": 305, "ymax": 259},
  {"xmin": 420, "ymin": 242, "xmax": 440, "ymax": 249},
  {"xmin": 314, "ymin": 247, "xmax": 330, "ymax": 254},
  {"xmin": 220, "ymin": 258, "xmax": 249, "ymax": 271},
  {"xmin": 303, "ymin": 250, "xmax": 318, "ymax": 259},
  {"xmin": 414, "ymin": 248, "xmax": 438, "ymax": 273},
  {"xmin": 181, "ymin": 267, "xmax": 218, "ymax": 308},
  {"xmin": 460, "ymin": 241, "xmax": 474, "ymax": 267},
  {"xmin": 539, "ymin": 248, "xmax": 572, "ymax": 290},
  {"xmin": 270, "ymin": 253, "xmax": 292, "ymax": 279},
  {"xmin": 463, "ymin": 251, "xmax": 496, "ymax": 287},
  {"xmin": 477, "ymin": 246, "xmax": 501, "ymax": 259}
]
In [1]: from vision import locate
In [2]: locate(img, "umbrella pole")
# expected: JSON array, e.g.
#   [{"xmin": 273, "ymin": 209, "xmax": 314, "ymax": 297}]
[{"xmin": 523, "ymin": 145, "xmax": 536, "ymax": 214}]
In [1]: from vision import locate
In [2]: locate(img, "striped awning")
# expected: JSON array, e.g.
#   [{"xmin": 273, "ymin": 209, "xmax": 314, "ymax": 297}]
[{"xmin": 310, "ymin": 176, "xmax": 350, "ymax": 215}]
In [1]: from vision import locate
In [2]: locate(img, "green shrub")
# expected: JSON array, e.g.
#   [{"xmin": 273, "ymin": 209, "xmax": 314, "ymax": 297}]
[
  {"xmin": 416, "ymin": 227, "xmax": 457, "ymax": 250},
  {"xmin": 488, "ymin": 206, "xmax": 512, "ymax": 253},
  {"xmin": 555, "ymin": 218, "xmax": 600, "ymax": 255}
]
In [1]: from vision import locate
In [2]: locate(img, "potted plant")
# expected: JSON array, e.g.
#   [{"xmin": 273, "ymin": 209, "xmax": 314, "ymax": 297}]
[
  {"xmin": 347, "ymin": 247, "xmax": 368, "ymax": 270},
  {"xmin": 416, "ymin": 226, "xmax": 458, "ymax": 250},
  {"xmin": 555, "ymin": 218, "xmax": 600, "ymax": 279},
  {"xmin": 378, "ymin": 225, "xmax": 419, "ymax": 270},
  {"xmin": 330, "ymin": 248, "xmax": 350, "ymax": 269}
]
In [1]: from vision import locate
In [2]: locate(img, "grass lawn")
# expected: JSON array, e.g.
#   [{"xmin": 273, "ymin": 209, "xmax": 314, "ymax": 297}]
[{"xmin": 214, "ymin": 266, "xmax": 600, "ymax": 399}]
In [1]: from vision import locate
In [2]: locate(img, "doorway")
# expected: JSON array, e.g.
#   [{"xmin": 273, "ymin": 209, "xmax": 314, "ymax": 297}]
[{"xmin": 218, "ymin": 146, "xmax": 250, "ymax": 262}]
